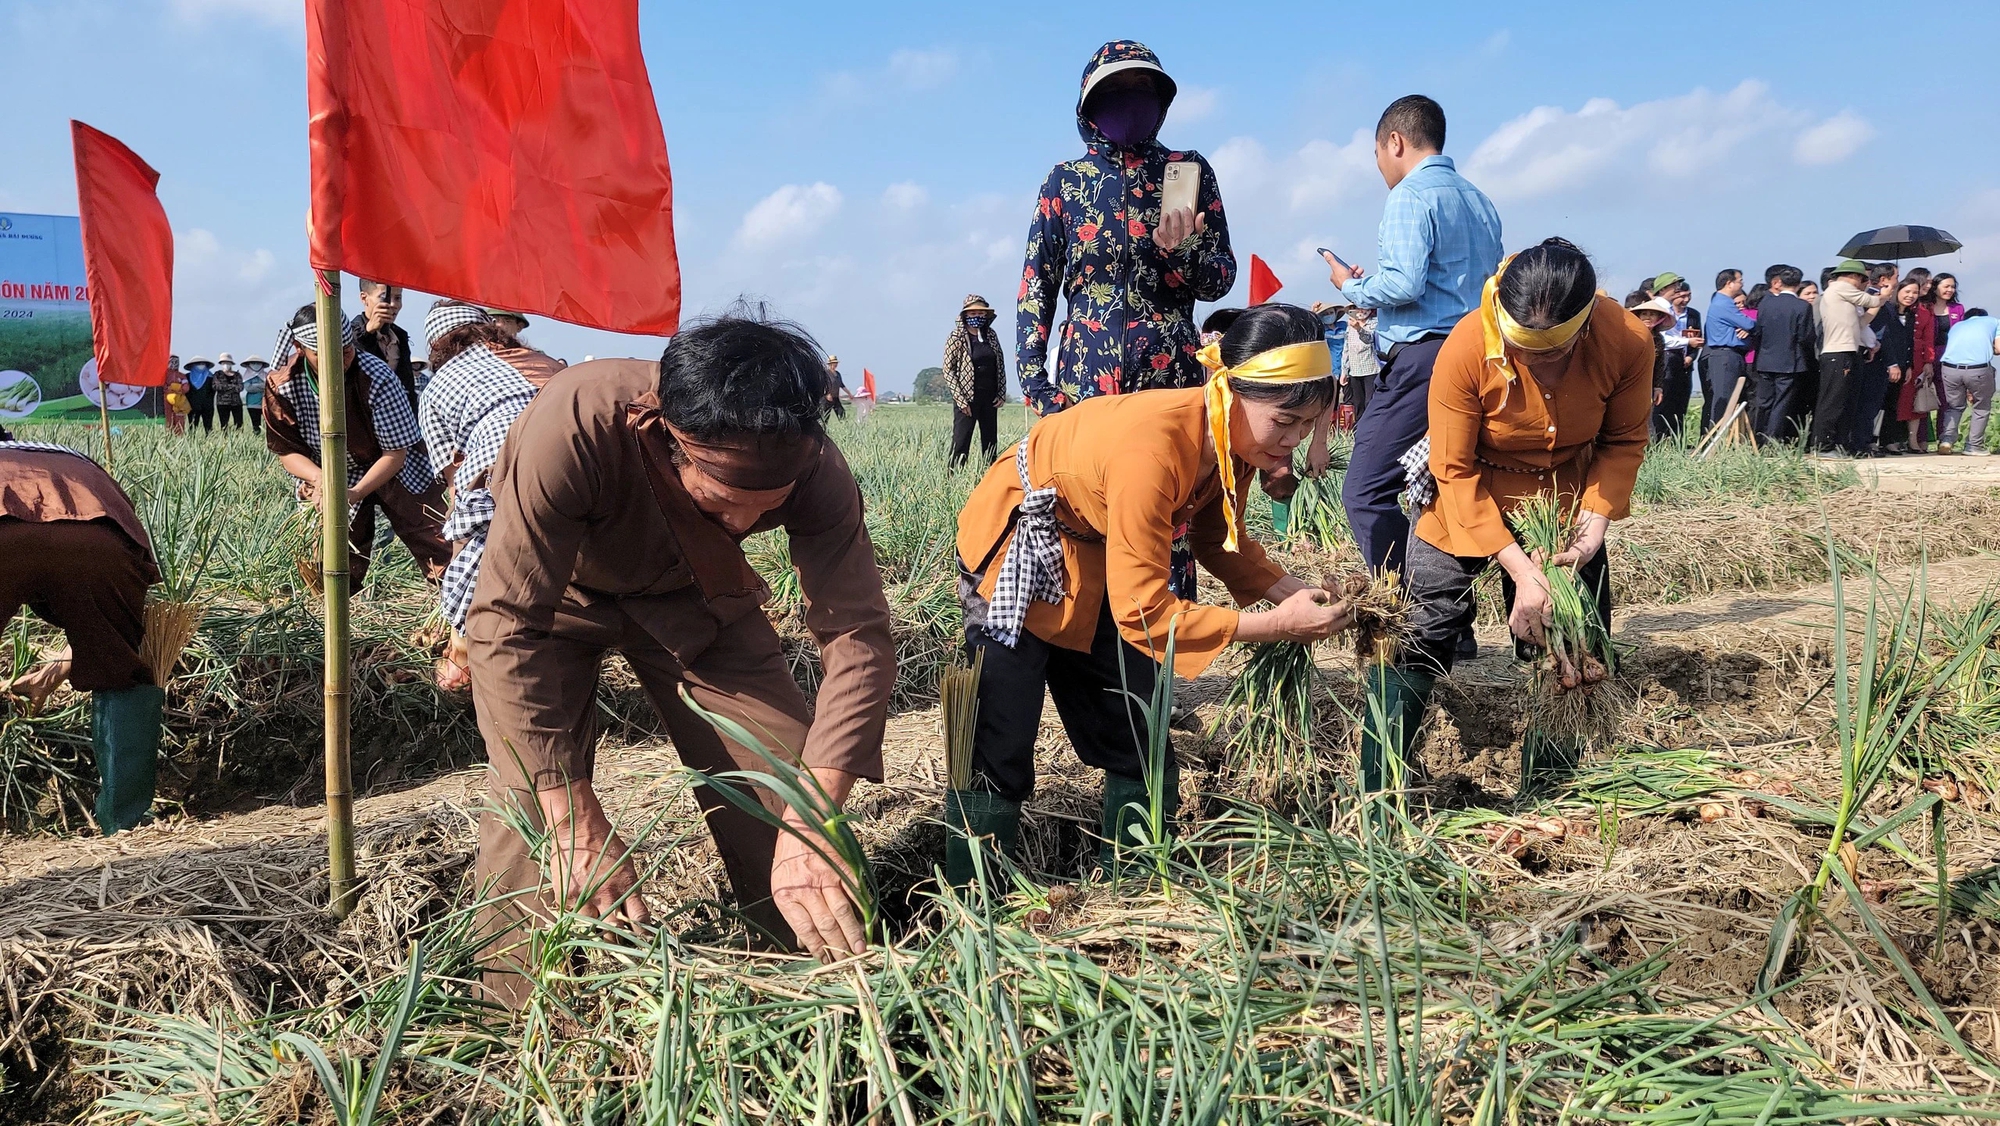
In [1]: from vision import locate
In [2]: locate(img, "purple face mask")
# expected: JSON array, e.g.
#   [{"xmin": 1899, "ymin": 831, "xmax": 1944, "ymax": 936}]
[{"xmin": 1089, "ymin": 86, "xmax": 1162, "ymax": 148}]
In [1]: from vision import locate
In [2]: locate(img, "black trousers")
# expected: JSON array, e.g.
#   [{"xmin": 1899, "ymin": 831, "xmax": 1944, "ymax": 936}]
[
  {"xmin": 1811, "ymin": 352, "xmax": 1860, "ymax": 452},
  {"xmin": 964, "ymin": 599, "xmax": 1159, "ymax": 802},
  {"xmin": 1400, "ymin": 532, "xmax": 1612, "ymax": 679},
  {"xmin": 1752, "ymin": 369, "xmax": 1804, "ymax": 444},
  {"xmin": 186, "ymin": 384, "xmax": 216, "ymax": 431},
  {"xmin": 247, "ymin": 407, "xmax": 263, "ymax": 433},
  {"xmin": 1652, "ymin": 353, "xmax": 1693, "ymax": 441},
  {"xmin": 1701, "ymin": 347, "xmax": 1747, "ymax": 433},
  {"xmin": 1342, "ymin": 336, "xmax": 1446, "ymax": 572},
  {"xmin": 216, "ymin": 403, "xmax": 244, "ymax": 430},
  {"xmin": 949, "ymin": 400, "xmax": 999, "ymax": 469},
  {"xmin": 1848, "ymin": 361, "xmax": 1893, "ymax": 452}
]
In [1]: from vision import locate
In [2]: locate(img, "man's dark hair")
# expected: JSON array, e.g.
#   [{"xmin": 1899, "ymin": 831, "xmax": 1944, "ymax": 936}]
[
  {"xmin": 358, "ymin": 279, "xmax": 399, "ymax": 297},
  {"xmin": 657, "ymin": 305, "xmax": 831, "ymax": 440},
  {"xmin": 1623, "ymin": 289, "xmax": 1652, "ymax": 310},
  {"xmin": 1498, "ymin": 237, "xmax": 1597, "ymax": 330},
  {"xmin": 1968, "ymin": 307, "xmax": 1990, "ymax": 318},
  {"xmin": 1868, "ymin": 263, "xmax": 1899, "ymax": 285},
  {"xmin": 1201, "ymin": 307, "xmax": 1246, "ymax": 336},
  {"xmin": 1375, "ymin": 95, "xmax": 1445, "ymax": 152},
  {"xmin": 1773, "ymin": 265, "xmax": 1803, "ymax": 289},
  {"xmin": 1714, "ymin": 269, "xmax": 1742, "ymax": 290},
  {"xmin": 1820, "ymin": 266, "xmax": 1838, "ymax": 289},
  {"xmin": 289, "ymin": 303, "xmax": 318, "ymax": 330},
  {"xmin": 1763, "ymin": 264, "xmax": 1787, "ymax": 284},
  {"xmin": 1219, "ymin": 303, "xmax": 1337, "ymax": 411}
]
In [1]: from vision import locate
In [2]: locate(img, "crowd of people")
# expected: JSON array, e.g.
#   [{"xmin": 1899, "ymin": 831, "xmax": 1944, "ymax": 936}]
[{"xmin": 4, "ymin": 39, "xmax": 1993, "ymax": 1010}]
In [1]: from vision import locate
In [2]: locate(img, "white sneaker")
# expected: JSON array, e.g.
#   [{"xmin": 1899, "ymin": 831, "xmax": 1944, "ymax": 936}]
[{"xmin": 1967, "ymin": 447, "xmax": 1993, "ymax": 457}]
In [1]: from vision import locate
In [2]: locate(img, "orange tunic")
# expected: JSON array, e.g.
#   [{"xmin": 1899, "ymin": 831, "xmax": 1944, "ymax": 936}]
[
  {"xmin": 1416, "ymin": 295, "xmax": 1655, "ymax": 559},
  {"xmin": 955, "ymin": 387, "xmax": 1285, "ymax": 678}
]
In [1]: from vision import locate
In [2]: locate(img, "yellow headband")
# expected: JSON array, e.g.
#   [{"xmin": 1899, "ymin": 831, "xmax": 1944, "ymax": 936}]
[
  {"xmin": 1480, "ymin": 253, "xmax": 1596, "ymax": 389},
  {"xmin": 1198, "ymin": 339, "xmax": 1333, "ymax": 553}
]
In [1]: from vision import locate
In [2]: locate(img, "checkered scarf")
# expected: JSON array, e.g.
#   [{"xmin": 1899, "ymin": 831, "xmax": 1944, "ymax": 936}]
[
  {"xmin": 0, "ymin": 440, "xmax": 94, "ymax": 463},
  {"xmin": 983, "ymin": 437, "xmax": 1066, "ymax": 647},
  {"xmin": 421, "ymin": 343, "xmax": 542, "ymax": 628},
  {"xmin": 273, "ymin": 349, "xmax": 433, "ymax": 495},
  {"xmin": 270, "ymin": 314, "xmax": 359, "ymax": 373},
  {"xmin": 1399, "ymin": 436, "xmax": 1436, "ymax": 512},
  {"xmin": 424, "ymin": 300, "xmax": 492, "ymax": 347}
]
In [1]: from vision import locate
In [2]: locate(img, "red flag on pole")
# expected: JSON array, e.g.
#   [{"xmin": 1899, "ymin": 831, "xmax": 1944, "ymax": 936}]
[
  {"xmin": 860, "ymin": 368, "xmax": 878, "ymax": 401},
  {"xmin": 1248, "ymin": 254, "xmax": 1283, "ymax": 306},
  {"xmin": 71, "ymin": 122, "xmax": 171, "ymax": 388},
  {"xmin": 306, "ymin": 0, "xmax": 680, "ymax": 335}
]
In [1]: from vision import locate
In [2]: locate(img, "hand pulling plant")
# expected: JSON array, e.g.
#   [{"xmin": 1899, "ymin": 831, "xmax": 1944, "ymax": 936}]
[{"xmin": 1510, "ymin": 491, "xmax": 1632, "ymax": 745}]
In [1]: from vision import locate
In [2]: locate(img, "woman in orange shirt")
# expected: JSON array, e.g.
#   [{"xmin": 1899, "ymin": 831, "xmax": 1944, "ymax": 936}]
[
  {"xmin": 951, "ymin": 304, "xmax": 1353, "ymax": 884},
  {"xmin": 1371, "ymin": 238, "xmax": 1653, "ymax": 795}
]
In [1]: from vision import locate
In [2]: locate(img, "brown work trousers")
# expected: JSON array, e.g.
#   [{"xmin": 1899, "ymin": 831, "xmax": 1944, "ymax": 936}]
[
  {"xmin": 470, "ymin": 594, "xmax": 811, "ymax": 1006},
  {"xmin": 350, "ymin": 478, "xmax": 453, "ymax": 585},
  {"xmin": 0, "ymin": 520, "xmax": 152, "ymax": 691}
]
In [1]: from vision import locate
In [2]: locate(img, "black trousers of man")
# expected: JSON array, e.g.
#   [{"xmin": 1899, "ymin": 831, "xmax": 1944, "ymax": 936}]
[
  {"xmin": 1701, "ymin": 347, "xmax": 1747, "ymax": 434},
  {"xmin": 186, "ymin": 384, "xmax": 216, "ymax": 432},
  {"xmin": 1848, "ymin": 360, "xmax": 1893, "ymax": 453},
  {"xmin": 1811, "ymin": 352, "xmax": 1860, "ymax": 452},
  {"xmin": 949, "ymin": 400, "xmax": 999, "ymax": 470},
  {"xmin": 963, "ymin": 598, "xmax": 1157, "ymax": 803},
  {"xmin": 1342, "ymin": 336, "xmax": 1447, "ymax": 573},
  {"xmin": 1753, "ymin": 370, "xmax": 1804, "ymax": 444}
]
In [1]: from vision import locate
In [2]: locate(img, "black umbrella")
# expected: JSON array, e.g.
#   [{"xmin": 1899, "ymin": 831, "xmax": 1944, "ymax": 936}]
[{"xmin": 1838, "ymin": 225, "xmax": 1962, "ymax": 259}]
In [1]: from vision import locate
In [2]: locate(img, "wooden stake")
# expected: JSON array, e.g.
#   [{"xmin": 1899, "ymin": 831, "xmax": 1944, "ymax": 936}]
[
  {"xmin": 96, "ymin": 391, "xmax": 114, "ymax": 472},
  {"xmin": 314, "ymin": 271, "xmax": 358, "ymax": 918}
]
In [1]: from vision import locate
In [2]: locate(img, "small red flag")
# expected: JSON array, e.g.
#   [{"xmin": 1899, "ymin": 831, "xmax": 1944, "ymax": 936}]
[
  {"xmin": 1248, "ymin": 254, "xmax": 1283, "ymax": 306},
  {"xmin": 307, "ymin": 0, "xmax": 680, "ymax": 335},
  {"xmin": 71, "ymin": 122, "xmax": 171, "ymax": 388},
  {"xmin": 860, "ymin": 369, "xmax": 878, "ymax": 401}
]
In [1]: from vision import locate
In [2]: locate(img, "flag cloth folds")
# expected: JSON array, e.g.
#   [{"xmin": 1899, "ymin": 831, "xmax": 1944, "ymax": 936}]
[
  {"xmin": 860, "ymin": 368, "xmax": 878, "ymax": 401},
  {"xmin": 71, "ymin": 122, "xmax": 172, "ymax": 388},
  {"xmin": 306, "ymin": 0, "xmax": 680, "ymax": 335},
  {"xmin": 1248, "ymin": 254, "xmax": 1283, "ymax": 306}
]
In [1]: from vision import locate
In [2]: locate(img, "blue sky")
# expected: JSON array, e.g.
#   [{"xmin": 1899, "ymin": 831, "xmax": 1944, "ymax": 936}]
[{"xmin": 3, "ymin": 0, "xmax": 1996, "ymax": 391}]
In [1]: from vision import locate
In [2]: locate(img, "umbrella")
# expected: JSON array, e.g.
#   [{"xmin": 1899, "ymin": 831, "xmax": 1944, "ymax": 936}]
[{"xmin": 1838, "ymin": 225, "xmax": 1962, "ymax": 259}]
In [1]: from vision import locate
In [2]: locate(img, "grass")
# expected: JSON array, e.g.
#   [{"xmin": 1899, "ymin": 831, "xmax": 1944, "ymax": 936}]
[{"xmin": 9, "ymin": 405, "xmax": 2000, "ymax": 1124}]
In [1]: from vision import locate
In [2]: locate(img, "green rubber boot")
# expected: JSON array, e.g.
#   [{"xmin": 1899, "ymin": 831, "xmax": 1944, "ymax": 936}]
[
  {"xmin": 943, "ymin": 789, "xmax": 1023, "ymax": 889},
  {"xmin": 92, "ymin": 684, "xmax": 164, "ymax": 836},
  {"xmin": 1360, "ymin": 664, "xmax": 1435, "ymax": 793},
  {"xmin": 1270, "ymin": 497, "xmax": 1292, "ymax": 539},
  {"xmin": 1519, "ymin": 729, "xmax": 1582, "ymax": 799},
  {"xmin": 1098, "ymin": 763, "xmax": 1180, "ymax": 878}
]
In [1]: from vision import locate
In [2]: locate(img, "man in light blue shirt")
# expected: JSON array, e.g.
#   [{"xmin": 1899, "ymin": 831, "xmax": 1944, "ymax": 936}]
[
  {"xmin": 1938, "ymin": 308, "xmax": 1997, "ymax": 454},
  {"xmin": 1699, "ymin": 269, "xmax": 1757, "ymax": 433},
  {"xmin": 1319, "ymin": 94, "xmax": 1502, "ymax": 577}
]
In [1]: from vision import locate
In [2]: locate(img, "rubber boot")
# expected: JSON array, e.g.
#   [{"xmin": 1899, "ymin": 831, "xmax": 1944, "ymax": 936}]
[
  {"xmin": 1519, "ymin": 729, "xmax": 1582, "ymax": 799},
  {"xmin": 1098, "ymin": 763, "xmax": 1179, "ymax": 879},
  {"xmin": 1270, "ymin": 497, "xmax": 1292, "ymax": 539},
  {"xmin": 92, "ymin": 684, "xmax": 164, "ymax": 836},
  {"xmin": 943, "ymin": 789, "xmax": 1023, "ymax": 889},
  {"xmin": 1360, "ymin": 664, "xmax": 1435, "ymax": 793}
]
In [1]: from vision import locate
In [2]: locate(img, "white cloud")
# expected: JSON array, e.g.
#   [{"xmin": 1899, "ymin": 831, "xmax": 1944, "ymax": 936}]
[
  {"xmin": 1478, "ymin": 29, "xmax": 1511, "ymax": 56},
  {"xmin": 1463, "ymin": 81, "xmax": 1816, "ymax": 201},
  {"xmin": 167, "ymin": 0, "xmax": 294, "ymax": 26},
  {"xmin": 1174, "ymin": 84, "xmax": 1220, "ymax": 124},
  {"xmin": 887, "ymin": 48, "xmax": 957, "ymax": 90},
  {"xmin": 170, "ymin": 227, "xmax": 298, "ymax": 357},
  {"xmin": 1792, "ymin": 111, "xmax": 1875, "ymax": 165},
  {"xmin": 734, "ymin": 183, "xmax": 844, "ymax": 249},
  {"xmin": 882, "ymin": 182, "xmax": 929, "ymax": 211},
  {"xmin": 1207, "ymin": 130, "xmax": 1377, "ymax": 215}
]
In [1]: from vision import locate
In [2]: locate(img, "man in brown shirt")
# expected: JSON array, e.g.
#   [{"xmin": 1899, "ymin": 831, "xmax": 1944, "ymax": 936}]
[
  {"xmin": 466, "ymin": 315, "xmax": 894, "ymax": 1002},
  {"xmin": 1, "ymin": 442, "xmax": 165, "ymax": 833}
]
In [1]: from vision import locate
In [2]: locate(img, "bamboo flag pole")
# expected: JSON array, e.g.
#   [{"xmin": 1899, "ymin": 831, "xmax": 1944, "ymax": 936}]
[
  {"xmin": 97, "ymin": 392, "xmax": 114, "ymax": 472},
  {"xmin": 314, "ymin": 269, "xmax": 358, "ymax": 918}
]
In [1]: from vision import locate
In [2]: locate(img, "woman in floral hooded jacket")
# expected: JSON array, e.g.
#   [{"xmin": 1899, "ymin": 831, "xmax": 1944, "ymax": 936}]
[{"xmin": 1017, "ymin": 41, "xmax": 1236, "ymax": 417}]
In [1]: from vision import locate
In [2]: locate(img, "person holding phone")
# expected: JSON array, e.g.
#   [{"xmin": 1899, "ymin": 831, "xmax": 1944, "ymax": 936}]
[
  {"xmin": 1017, "ymin": 40, "xmax": 1236, "ymax": 417},
  {"xmin": 1318, "ymin": 96, "xmax": 1502, "ymax": 584}
]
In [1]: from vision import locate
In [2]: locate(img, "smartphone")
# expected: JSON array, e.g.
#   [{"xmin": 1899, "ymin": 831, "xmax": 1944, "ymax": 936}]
[
  {"xmin": 1161, "ymin": 161, "xmax": 1201, "ymax": 215},
  {"xmin": 1316, "ymin": 247, "xmax": 1350, "ymax": 270}
]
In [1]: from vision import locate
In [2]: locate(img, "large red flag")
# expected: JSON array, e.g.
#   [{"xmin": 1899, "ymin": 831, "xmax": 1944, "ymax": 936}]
[
  {"xmin": 860, "ymin": 368, "xmax": 878, "ymax": 401},
  {"xmin": 306, "ymin": 0, "xmax": 680, "ymax": 335},
  {"xmin": 1248, "ymin": 254, "xmax": 1283, "ymax": 306},
  {"xmin": 71, "ymin": 122, "xmax": 171, "ymax": 388}
]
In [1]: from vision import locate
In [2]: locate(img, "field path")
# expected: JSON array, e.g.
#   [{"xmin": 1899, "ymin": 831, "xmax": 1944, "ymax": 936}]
[{"xmin": 4, "ymin": 551, "xmax": 1998, "ymax": 895}]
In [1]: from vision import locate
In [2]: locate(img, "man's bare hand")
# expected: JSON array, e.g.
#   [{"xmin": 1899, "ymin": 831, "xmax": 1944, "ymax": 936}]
[
  {"xmin": 4, "ymin": 651, "xmax": 73, "ymax": 715},
  {"xmin": 537, "ymin": 782, "xmax": 652, "ymax": 929},
  {"xmin": 1321, "ymin": 249, "xmax": 1364, "ymax": 289},
  {"xmin": 772, "ymin": 814, "xmax": 866, "ymax": 962}
]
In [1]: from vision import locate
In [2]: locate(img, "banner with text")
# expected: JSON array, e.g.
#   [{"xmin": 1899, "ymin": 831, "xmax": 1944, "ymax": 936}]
[{"xmin": 0, "ymin": 211, "xmax": 157, "ymax": 420}]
